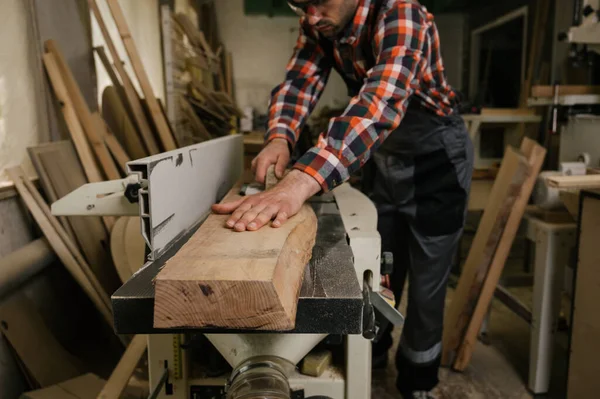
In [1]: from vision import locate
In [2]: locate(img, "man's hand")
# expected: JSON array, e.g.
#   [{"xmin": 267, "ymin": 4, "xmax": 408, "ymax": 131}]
[
  {"xmin": 212, "ymin": 170, "xmax": 321, "ymax": 231},
  {"xmin": 251, "ymin": 138, "xmax": 290, "ymax": 184}
]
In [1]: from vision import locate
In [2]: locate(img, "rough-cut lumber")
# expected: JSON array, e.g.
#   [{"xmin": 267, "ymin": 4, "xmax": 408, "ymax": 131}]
[
  {"xmin": 0, "ymin": 239, "xmax": 56, "ymax": 298},
  {"xmin": 105, "ymin": 0, "xmax": 177, "ymax": 152},
  {"xmin": 88, "ymin": 0, "xmax": 159, "ymax": 155},
  {"xmin": 567, "ymin": 193, "xmax": 600, "ymax": 398},
  {"xmin": 42, "ymin": 53, "xmax": 102, "ymax": 183},
  {"xmin": 28, "ymin": 141, "xmax": 119, "ymax": 294},
  {"xmin": 452, "ymin": 138, "xmax": 546, "ymax": 370},
  {"xmin": 45, "ymin": 41, "xmax": 120, "ymax": 181},
  {"xmin": 7, "ymin": 167, "xmax": 113, "ymax": 326},
  {"xmin": 532, "ymin": 85, "xmax": 600, "ymax": 98},
  {"xmin": 97, "ymin": 334, "xmax": 147, "ymax": 399},
  {"xmin": 442, "ymin": 146, "xmax": 530, "ymax": 366},
  {"xmin": 547, "ymin": 174, "xmax": 600, "ymax": 189},
  {"xmin": 154, "ymin": 184, "xmax": 317, "ymax": 330},
  {"xmin": 0, "ymin": 293, "xmax": 81, "ymax": 387}
]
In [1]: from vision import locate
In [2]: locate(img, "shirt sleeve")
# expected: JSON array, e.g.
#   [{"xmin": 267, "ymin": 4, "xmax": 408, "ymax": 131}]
[
  {"xmin": 264, "ymin": 21, "xmax": 333, "ymax": 148},
  {"xmin": 294, "ymin": 3, "xmax": 428, "ymax": 192}
]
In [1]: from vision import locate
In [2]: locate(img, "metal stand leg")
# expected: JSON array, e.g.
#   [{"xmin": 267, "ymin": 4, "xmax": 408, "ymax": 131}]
[
  {"xmin": 528, "ymin": 225, "xmax": 575, "ymax": 393},
  {"xmin": 346, "ymin": 335, "xmax": 371, "ymax": 399}
]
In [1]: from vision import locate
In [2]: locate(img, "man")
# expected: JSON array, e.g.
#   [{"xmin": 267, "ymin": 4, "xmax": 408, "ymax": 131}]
[{"xmin": 212, "ymin": 0, "xmax": 473, "ymax": 397}]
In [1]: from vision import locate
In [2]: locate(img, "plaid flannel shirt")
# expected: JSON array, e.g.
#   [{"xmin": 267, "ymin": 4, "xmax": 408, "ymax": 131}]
[{"xmin": 265, "ymin": 0, "xmax": 457, "ymax": 192}]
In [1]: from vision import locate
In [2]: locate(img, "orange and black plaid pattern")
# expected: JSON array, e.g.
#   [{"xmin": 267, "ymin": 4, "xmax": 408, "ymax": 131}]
[{"xmin": 266, "ymin": 0, "xmax": 457, "ymax": 192}]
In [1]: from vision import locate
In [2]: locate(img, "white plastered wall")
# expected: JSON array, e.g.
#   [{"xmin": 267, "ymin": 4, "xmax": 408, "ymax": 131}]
[
  {"xmin": 214, "ymin": 0, "xmax": 349, "ymax": 116},
  {"xmin": 91, "ymin": 0, "xmax": 165, "ymax": 107},
  {"xmin": 0, "ymin": 0, "xmax": 43, "ymax": 184}
]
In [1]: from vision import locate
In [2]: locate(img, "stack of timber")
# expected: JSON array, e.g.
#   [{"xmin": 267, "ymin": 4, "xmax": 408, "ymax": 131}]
[
  {"xmin": 4, "ymin": 0, "xmax": 178, "ymax": 394},
  {"xmin": 163, "ymin": 7, "xmax": 241, "ymax": 146},
  {"xmin": 442, "ymin": 137, "xmax": 547, "ymax": 370}
]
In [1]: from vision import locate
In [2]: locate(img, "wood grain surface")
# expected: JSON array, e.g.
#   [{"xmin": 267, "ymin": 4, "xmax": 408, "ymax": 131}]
[{"xmin": 154, "ymin": 184, "xmax": 317, "ymax": 330}]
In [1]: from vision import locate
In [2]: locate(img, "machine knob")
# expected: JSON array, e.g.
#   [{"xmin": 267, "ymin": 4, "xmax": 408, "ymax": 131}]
[
  {"xmin": 583, "ymin": 5, "xmax": 595, "ymax": 16},
  {"xmin": 380, "ymin": 252, "xmax": 394, "ymax": 275}
]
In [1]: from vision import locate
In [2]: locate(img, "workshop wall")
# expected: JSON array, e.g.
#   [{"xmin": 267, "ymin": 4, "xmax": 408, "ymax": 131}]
[
  {"xmin": 214, "ymin": 0, "xmax": 350, "ymax": 117},
  {"xmin": 92, "ymin": 0, "xmax": 165, "ymax": 106},
  {"xmin": 0, "ymin": 0, "xmax": 44, "ymax": 184}
]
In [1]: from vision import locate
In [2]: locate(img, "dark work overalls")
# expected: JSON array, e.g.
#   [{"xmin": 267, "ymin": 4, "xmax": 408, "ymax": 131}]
[{"xmin": 318, "ymin": 1, "xmax": 474, "ymax": 394}]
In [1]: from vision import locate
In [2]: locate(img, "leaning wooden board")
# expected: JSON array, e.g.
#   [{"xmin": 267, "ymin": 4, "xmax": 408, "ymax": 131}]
[
  {"xmin": 567, "ymin": 191, "xmax": 600, "ymax": 398},
  {"xmin": 27, "ymin": 141, "xmax": 120, "ymax": 295},
  {"xmin": 153, "ymin": 184, "xmax": 318, "ymax": 330},
  {"xmin": 442, "ymin": 146, "xmax": 530, "ymax": 365},
  {"xmin": 452, "ymin": 138, "xmax": 546, "ymax": 370}
]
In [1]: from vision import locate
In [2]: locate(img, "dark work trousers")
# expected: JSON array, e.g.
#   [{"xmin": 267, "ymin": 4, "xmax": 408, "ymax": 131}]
[{"xmin": 369, "ymin": 104, "xmax": 474, "ymax": 394}]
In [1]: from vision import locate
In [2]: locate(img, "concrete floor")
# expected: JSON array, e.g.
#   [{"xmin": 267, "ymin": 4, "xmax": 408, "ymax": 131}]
[{"xmin": 371, "ymin": 248, "xmax": 570, "ymax": 398}]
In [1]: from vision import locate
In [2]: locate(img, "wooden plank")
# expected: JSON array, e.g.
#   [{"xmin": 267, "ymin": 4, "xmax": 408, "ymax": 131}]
[
  {"xmin": 6, "ymin": 167, "xmax": 113, "ymax": 326},
  {"xmin": 441, "ymin": 147, "xmax": 530, "ymax": 366},
  {"xmin": 480, "ymin": 108, "xmax": 536, "ymax": 116},
  {"xmin": 567, "ymin": 194, "xmax": 600, "ymax": 398},
  {"xmin": 101, "ymin": 86, "xmax": 147, "ymax": 160},
  {"xmin": 225, "ymin": 51, "xmax": 233, "ymax": 98},
  {"xmin": 42, "ymin": 53, "xmax": 102, "ymax": 183},
  {"xmin": 45, "ymin": 41, "xmax": 121, "ymax": 181},
  {"xmin": 104, "ymin": 134, "xmax": 130, "ymax": 175},
  {"xmin": 546, "ymin": 174, "xmax": 600, "ymax": 189},
  {"xmin": 18, "ymin": 167, "xmax": 116, "ymax": 304},
  {"xmin": 92, "ymin": 112, "xmax": 130, "ymax": 174},
  {"xmin": 93, "ymin": 46, "xmax": 134, "ymax": 125},
  {"xmin": 153, "ymin": 183, "xmax": 317, "ymax": 330},
  {"xmin": 0, "ymin": 293, "xmax": 81, "ymax": 387},
  {"xmin": 88, "ymin": 0, "xmax": 160, "ymax": 155},
  {"xmin": 105, "ymin": 0, "xmax": 177, "ymax": 152},
  {"xmin": 28, "ymin": 141, "xmax": 120, "ymax": 295},
  {"xmin": 27, "ymin": 144, "xmax": 77, "ymax": 243},
  {"xmin": 452, "ymin": 138, "xmax": 546, "ymax": 370},
  {"xmin": 97, "ymin": 334, "xmax": 147, "ymax": 399},
  {"xmin": 532, "ymin": 85, "xmax": 600, "ymax": 98}
]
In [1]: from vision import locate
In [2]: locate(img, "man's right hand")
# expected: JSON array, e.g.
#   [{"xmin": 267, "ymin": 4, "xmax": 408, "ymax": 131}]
[{"xmin": 251, "ymin": 138, "xmax": 290, "ymax": 184}]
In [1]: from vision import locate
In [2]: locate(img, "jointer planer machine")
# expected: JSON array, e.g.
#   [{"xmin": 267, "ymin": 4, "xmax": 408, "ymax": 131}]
[{"xmin": 52, "ymin": 134, "xmax": 404, "ymax": 399}]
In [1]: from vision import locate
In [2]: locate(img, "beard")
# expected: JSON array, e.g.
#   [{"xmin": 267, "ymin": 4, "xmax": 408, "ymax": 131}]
[{"xmin": 318, "ymin": 0, "xmax": 359, "ymax": 38}]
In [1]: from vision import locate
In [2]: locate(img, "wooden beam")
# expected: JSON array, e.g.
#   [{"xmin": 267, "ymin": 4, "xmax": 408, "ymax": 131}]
[
  {"xmin": 153, "ymin": 183, "xmax": 317, "ymax": 330},
  {"xmin": 105, "ymin": 0, "xmax": 177, "ymax": 152},
  {"xmin": 42, "ymin": 52, "xmax": 102, "ymax": 183},
  {"xmin": 441, "ymin": 146, "xmax": 530, "ymax": 366},
  {"xmin": 452, "ymin": 138, "xmax": 546, "ymax": 370},
  {"xmin": 88, "ymin": 0, "xmax": 160, "ymax": 155},
  {"xmin": 531, "ymin": 85, "xmax": 600, "ymax": 98},
  {"xmin": 45, "ymin": 41, "xmax": 121, "ymax": 181},
  {"xmin": 97, "ymin": 335, "xmax": 147, "ymax": 399},
  {"xmin": 547, "ymin": 175, "xmax": 600, "ymax": 189},
  {"xmin": 6, "ymin": 167, "xmax": 113, "ymax": 326}
]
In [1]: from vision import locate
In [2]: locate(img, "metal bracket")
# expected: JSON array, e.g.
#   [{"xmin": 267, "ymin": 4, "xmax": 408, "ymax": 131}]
[{"xmin": 51, "ymin": 174, "xmax": 144, "ymax": 217}]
